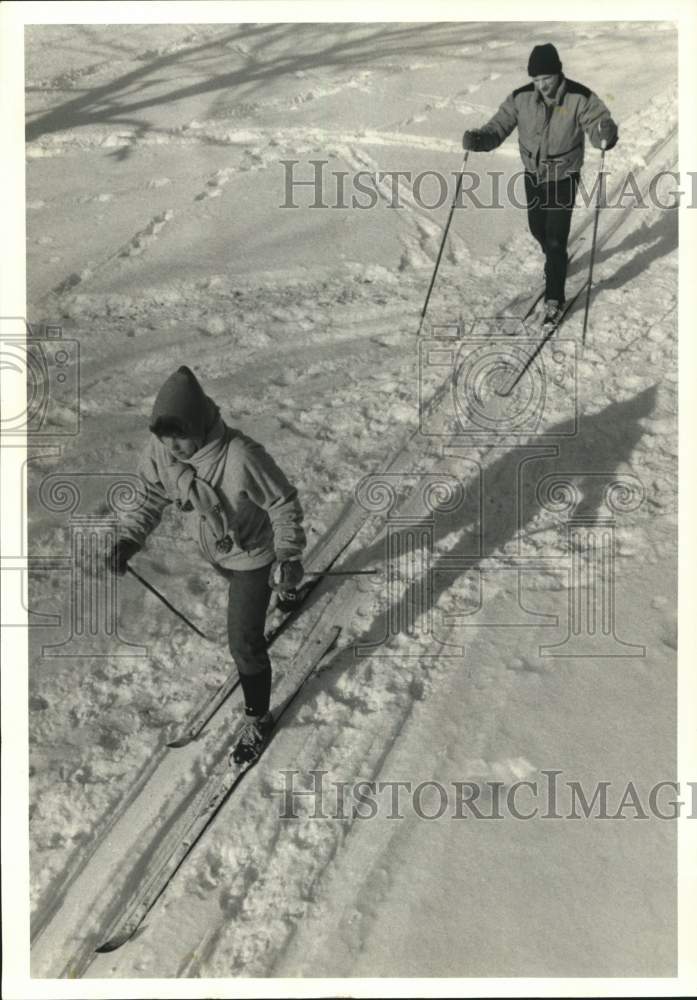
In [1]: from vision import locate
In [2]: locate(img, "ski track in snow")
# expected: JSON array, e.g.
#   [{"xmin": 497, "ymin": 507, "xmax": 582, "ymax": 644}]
[{"xmin": 24, "ymin": 21, "xmax": 679, "ymax": 979}]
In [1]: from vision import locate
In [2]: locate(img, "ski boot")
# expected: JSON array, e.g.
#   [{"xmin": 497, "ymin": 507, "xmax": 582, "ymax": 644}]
[
  {"xmin": 230, "ymin": 710, "xmax": 275, "ymax": 765},
  {"xmin": 541, "ymin": 299, "xmax": 563, "ymax": 332}
]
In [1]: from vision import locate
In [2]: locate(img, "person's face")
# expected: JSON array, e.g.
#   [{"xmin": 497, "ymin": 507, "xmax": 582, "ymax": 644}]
[
  {"xmin": 533, "ymin": 73, "xmax": 561, "ymax": 99},
  {"xmin": 159, "ymin": 435, "xmax": 201, "ymax": 460}
]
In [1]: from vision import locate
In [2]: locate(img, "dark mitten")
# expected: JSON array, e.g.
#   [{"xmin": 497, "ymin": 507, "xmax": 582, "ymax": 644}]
[
  {"xmin": 598, "ymin": 119, "xmax": 618, "ymax": 150},
  {"xmin": 107, "ymin": 538, "xmax": 141, "ymax": 576},
  {"xmin": 463, "ymin": 129, "xmax": 489, "ymax": 152}
]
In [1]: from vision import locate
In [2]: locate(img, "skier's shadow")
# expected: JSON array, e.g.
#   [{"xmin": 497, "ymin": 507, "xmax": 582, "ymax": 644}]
[
  {"xmin": 570, "ymin": 212, "xmax": 677, "ymax": 294},
  {"xmin": 329, "ymin": 383, "xmax": 659, "ymax": 666}
]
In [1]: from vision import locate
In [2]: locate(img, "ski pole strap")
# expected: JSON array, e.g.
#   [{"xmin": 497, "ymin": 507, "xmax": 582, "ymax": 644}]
[{"xmin": 126, "ymin": 566, "xmax": 211, "ymax": 641}]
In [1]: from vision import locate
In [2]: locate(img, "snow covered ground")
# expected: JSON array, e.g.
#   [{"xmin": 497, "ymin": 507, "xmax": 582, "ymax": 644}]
[{"xmin": 16, "ymin": 15, "xmax": 683, "ymax": 985}]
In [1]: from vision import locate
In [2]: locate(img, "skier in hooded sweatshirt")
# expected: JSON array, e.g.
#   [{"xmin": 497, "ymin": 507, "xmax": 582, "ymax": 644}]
[
  {"xmin": 462, "ymin": 43, "xmax": 618, "ymax": 328},
  {"xmin": 106, "ymin": 365, "xmax": 306, "ymax": 764}
]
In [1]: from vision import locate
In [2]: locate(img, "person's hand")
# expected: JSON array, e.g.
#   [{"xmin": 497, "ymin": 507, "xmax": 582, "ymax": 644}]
[
  {"xmin": 106, "ymin": 538, "xmax": 141, "ymax": 576},
  {"xmin": 269, "ymin": 558, "xmax": 304, "ymax": 599},
  {"xmin": 598, "ymin": 119, "xmax": 618, "ymax": 150},
  {"xmin": 463, "ymin": 129, "xmax": 488, "ymax": 152}
]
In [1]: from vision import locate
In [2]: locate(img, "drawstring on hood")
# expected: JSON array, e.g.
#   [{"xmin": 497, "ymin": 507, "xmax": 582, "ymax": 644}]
[{"xmin": 149, "ymin": 367, "xmax": 235, "ymax": 555}]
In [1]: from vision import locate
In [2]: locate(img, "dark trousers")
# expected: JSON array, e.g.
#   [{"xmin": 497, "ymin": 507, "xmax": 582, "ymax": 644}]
[
  {"xmin": 224, "ymin": 563, "xmax": 273, "ymax": 716},
  {"xmin": 524, "ymin": 173, "xmax": 578, "ymax": 304}
]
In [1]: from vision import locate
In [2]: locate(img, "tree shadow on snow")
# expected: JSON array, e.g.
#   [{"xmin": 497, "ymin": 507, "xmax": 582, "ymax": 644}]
[{"xmin": 26, "ymin": 22, "xmax": 543, "ymax": 143}]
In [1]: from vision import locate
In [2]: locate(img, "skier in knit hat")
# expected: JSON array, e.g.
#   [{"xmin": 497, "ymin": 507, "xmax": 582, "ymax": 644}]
[
  {"xmin": 106, "ymin": 366, "xmax": 306, "ymax": 764},
  {"xmin": 463, "ymin": 43, "xmax": 618, "ymax": 328}
]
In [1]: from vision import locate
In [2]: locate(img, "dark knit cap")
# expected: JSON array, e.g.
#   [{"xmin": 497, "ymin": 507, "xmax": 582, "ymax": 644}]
[
  {"xmin": 149, "ymin": 366, "xmax": 215, "ymax": 439},
  {"xmin": 528, "ymin": 43, "xmax": 562, "ymax": 77}
]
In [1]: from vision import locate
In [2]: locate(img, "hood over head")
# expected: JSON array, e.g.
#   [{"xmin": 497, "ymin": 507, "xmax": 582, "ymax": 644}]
[{"xmin": 149, "ymin": 366, "xmax": 219, "ymax": 440}]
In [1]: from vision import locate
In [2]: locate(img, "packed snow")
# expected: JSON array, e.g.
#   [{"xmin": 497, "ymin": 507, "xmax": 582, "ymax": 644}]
[{"xmin": 21, "ymin": 18, "xmax": 679, "ymax": 982}]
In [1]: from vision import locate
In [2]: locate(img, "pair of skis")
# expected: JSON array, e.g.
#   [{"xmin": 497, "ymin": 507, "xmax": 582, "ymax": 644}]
[
  {"xmin": 96, "ymin": 621, "xmax": 342, "ymax": 953},
  {"xmin": 95, "ymin": 506, "xmax": 375, "ymax": 952}
]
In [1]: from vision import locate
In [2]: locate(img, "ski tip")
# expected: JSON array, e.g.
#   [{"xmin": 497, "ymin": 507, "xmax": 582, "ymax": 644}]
[
  {"xmin": 95, "ymin": 934, "xmax": 129, "ymax": 954},
  {"xmin": 165, "ymin": 734, "xmax": 192, "ymax": 748},
  {"xmin": 325, "ymin": 625, "xmax": 341, "ymax": 649}
]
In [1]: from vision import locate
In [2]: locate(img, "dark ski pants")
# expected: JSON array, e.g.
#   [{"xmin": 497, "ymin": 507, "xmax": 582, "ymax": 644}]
[
  {"xmin": 223, "ymin": 563, "xmax": 273, "ymax": 717},
  {"xmin": 524, "ymin": 173, "xmax": 579, "ymax": 304}
]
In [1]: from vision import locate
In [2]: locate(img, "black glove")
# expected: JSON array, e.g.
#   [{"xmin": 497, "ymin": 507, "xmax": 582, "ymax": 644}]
[
  {"xmin": 463, "ymin": 129, "xmax": 489, "ymax": 152},
  {"xmin": 597, "ymin": 119, "xmax": 618, "ymax": 150},
  {"xmin": 269, "ymin": 558, "xmax": 304, "ymax": 600},
  {"xmin": 106, "ymin": 538, "xmax": 141, "ymax": 576}
]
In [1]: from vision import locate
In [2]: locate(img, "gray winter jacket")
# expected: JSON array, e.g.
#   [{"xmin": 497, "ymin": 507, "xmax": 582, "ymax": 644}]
[
  {"xmin": 478, "ymin": 76, "xmax": 617, "ymax": 182},
  {"xmin": 120, "ymin": 427, "xmax": 306, "ymax": 572}
]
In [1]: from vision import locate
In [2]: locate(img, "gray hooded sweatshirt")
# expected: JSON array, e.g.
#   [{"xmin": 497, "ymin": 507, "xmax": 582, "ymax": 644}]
[{"xmin": 119, "ymin": 366, "xmax": 305, "ymax": 571}]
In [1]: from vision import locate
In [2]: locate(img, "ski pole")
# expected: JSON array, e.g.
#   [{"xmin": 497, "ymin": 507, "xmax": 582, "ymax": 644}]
[
  {"xmin": 126, "ymin": 566, "xmax": 211, "ymax": 641},
  {"xmin": 305, "ymin": 569, "xmax": 379, "ymax": 577},
  {"xmin": 266, "ymin": 567, "xmax": 380, "ymax": 620},
  {"xmin": 496, "ymin": 278, "xmax": 589, "ymax": 398},
  {"xmin": 582, "ymin": 139, "xmax": 607, "ymax": 344},
  {"xmin": 416, "ymin": 151, "xmax": 470, "ymax": 337}
]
